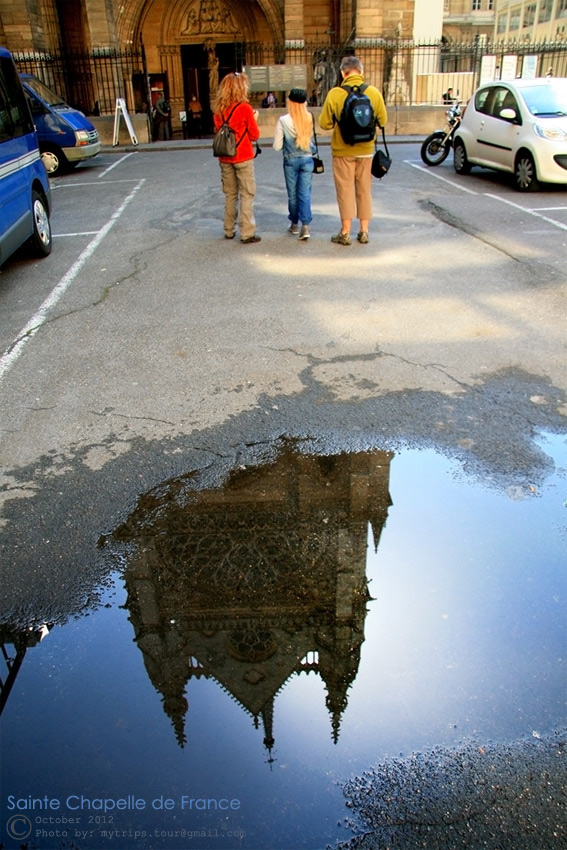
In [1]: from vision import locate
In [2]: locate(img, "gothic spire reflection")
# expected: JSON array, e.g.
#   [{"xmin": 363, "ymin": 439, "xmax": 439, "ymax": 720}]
[{"xmin": 112, "ymin": 448, "xmax": 393, "ymax": 753}]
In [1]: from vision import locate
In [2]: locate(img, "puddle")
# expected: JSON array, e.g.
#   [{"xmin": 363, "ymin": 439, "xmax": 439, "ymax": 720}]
[{"xmin": 1, "ymin": 437, "xmax": 566, "ymax": 849}]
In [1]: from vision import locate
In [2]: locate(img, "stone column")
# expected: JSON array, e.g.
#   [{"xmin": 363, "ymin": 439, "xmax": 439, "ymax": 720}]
[
  {"xmin": 159, "ymin": 45, "xmax": 185, "ymax": 132},
  {"xmin": 84, "ymin": 0, "xmax": 119, "ymax": 48},
  {"xmin": 284, "ymin": 0, "xmax": 304, "ymax": 42}
]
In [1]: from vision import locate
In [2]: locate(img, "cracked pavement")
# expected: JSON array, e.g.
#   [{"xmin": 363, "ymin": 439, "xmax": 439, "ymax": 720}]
[{"xmin": 0, "ymin": 144, "xmax": 566, "ymax": 624}]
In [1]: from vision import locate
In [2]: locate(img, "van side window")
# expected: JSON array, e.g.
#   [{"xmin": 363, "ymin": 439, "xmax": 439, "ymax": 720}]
[{"xmin": 0, "ymin": 55, "xmax": 34, "ymax": 141}]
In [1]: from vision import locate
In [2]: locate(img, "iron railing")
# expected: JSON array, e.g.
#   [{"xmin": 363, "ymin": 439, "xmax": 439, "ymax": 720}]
[{"xmin": 11, "ymin": 39, "xmax": 567, "ymax": 116}]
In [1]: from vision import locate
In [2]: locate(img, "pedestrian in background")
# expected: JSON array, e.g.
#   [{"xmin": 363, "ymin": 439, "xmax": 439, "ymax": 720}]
[
  {"xmin": 154, "ymin": 93, "xmax": 171, "ymax": 141},
  {"xmin": 318, "ymin": 56, "xmax": 387, "ymax": 245},
  {"xmin": 213, "ymin": 72, "xmax": 261, "ymax": 244},
  {"xmin": 273, "ymin": 88, "xmax": 316, "ymax": 240}
]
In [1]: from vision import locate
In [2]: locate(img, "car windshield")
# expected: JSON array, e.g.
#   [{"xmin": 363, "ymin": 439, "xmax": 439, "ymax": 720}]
[
  {"xmin": 520, "ymin": 81, "xmax": 567, "ymax": 117},
  {"xmin": 23, "ymin": 76, "xmax": 67, "ymax": 107}
]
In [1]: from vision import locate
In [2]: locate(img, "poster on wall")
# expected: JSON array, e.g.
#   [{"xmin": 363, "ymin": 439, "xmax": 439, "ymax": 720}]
[
  {"xmin": 500, "ymin": 55, "xmax": 518, "ymax": 80},
  {"xmin": 522, "ymin": 55, "xmax": 538, "ymax": 79},
  {"xmin": 479, "ymin": 55, "xmax": 497, "ymax": 84}
]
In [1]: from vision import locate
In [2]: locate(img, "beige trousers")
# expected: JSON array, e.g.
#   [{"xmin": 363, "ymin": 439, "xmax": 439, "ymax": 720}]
[
  {"xmin": 331, "ymin": 156, "xmax": 373, "ymax": 222},
  {"xmin": 220, "ymin": 159, "xmax": 256, "ymax": 240}
]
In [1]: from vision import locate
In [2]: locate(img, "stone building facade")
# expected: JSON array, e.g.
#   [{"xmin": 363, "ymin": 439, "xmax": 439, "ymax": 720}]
[
  {"xmin": 0, "ymin": 0, "xmax": 443, "ymax": 123},
  {"xmin": 495, "ymin": 0, "xmax": 567, "ymax": 42}
]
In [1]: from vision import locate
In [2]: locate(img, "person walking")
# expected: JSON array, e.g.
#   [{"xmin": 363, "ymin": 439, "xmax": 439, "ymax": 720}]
[
  {"xmin": 273, "ymin": 88, "xmax": 316, "ymax": 241},
  {"xmin": 213, "ymin": 72, "xmax": 261, "ymax": 244},
  {"xmin": 318, "ymin": 56, "xmax": 387, "ymax": 245}
]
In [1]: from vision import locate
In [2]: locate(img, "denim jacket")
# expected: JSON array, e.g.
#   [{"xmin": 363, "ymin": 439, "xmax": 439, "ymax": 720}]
[{"xmin": 273, "ymin": 114, "xmax": 316, "ymax": 159}]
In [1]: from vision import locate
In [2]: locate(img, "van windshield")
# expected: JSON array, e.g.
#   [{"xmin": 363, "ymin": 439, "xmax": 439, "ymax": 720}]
[
  {"xmin": 23, "ymin": 76, "xmax": 67, "ymax": 107},
  {"xmin": 520, "ymin": 81, "xmax": 567, "ymax": 117}
]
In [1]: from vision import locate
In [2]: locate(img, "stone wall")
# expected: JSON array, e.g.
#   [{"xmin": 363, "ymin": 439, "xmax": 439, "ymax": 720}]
[{"xmin": 255, "ymin": 105, "xmax": 449, "ymax": 137}]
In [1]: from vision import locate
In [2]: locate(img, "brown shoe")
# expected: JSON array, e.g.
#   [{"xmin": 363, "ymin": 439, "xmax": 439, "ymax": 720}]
[
  {"xmin": 241, "ymin": 234, "xmax": 262, "ymax": 244},
  {"xmin": 331, "ymin": 231, "xmax": 351, "ymax": 246}
]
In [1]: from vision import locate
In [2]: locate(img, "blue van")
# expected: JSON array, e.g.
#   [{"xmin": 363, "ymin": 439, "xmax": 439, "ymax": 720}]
[
  {"xmin": 20, "ymin": 73, "xmax": 101, "ymax": 176},
  {"xmin": 0, "ymin": 47, "xmax": 52, "ymax": 267}
]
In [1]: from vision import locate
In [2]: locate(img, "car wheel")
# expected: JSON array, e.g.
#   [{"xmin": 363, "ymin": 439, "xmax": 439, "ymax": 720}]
[
  {"xmin": 514, "ymin": 151, "xmax": 540, "ymax": 192},
  {"xmin": 453, "ymin": 139, "xmax": 471, "ymax": 175},
  {"xmin": 29, "ymin": 190, "xmax": 52, "ymax": 257}
]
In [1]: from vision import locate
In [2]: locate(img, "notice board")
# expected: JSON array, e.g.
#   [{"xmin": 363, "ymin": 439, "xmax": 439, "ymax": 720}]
[{"xmin": 244, "ymin": 64, "xmax": 308, "ymax": 92}]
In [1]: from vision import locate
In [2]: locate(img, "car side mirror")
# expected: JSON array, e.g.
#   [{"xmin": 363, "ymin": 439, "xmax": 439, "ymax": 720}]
[{"xmin": 500, "ymin": 107, "xmax": 518, "ymax": 122}]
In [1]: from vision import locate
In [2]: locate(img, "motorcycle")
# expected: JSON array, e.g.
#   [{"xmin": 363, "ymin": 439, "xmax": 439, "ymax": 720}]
[{"xmin": 420, "ymin": 101, "xmax": 462, "ymax": 166}]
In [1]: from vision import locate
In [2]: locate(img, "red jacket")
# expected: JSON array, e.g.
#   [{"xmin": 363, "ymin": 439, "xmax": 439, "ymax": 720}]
[{"xmin": 213, "ymin": 101, "xmax": 259, "ymax": 164}]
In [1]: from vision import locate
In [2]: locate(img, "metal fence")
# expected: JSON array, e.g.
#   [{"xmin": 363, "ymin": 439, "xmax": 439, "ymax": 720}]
[
  {"xmin": 12, "ymin": 39, "xmax": 567, "ymax": 116},
  {"xmin": 12, "ymin": 48, "xmax": 147, "ymax": 116}
]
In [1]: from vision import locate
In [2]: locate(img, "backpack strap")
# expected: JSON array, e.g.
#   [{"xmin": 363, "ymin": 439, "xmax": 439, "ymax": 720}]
[
  {"xmin": 341, "ymin": 83, "xmax": 368, "ymax": 94},
  {"xmin": 222, "ymin": 103, "xmax": 248, "ymax": 150}
]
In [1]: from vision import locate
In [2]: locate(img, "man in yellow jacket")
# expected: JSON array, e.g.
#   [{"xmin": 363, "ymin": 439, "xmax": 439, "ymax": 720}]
[{"xmin": 319, "ymin": 56, "xmax": 387, "ymax": 245}]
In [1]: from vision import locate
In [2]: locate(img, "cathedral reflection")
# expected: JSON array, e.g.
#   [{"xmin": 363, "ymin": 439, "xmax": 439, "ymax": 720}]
[{"xmin": 113, "ymin": 448, "xmax": 393, "ymax": 753}]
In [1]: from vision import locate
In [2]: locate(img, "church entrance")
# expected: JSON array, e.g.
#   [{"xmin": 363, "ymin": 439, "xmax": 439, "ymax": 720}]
[{"xmin": 180, "ymin": 42, "xmax": 243, "ymax": 135}]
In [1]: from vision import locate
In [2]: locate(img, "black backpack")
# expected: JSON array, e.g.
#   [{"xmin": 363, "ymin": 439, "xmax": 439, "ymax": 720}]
[
  {"xmin": 338, "ymin": 84, "xmax": 376, "ymax": 145},
  {"xmin": 212, "ymin": 104, "xmax": 239, "ymax": 157}
]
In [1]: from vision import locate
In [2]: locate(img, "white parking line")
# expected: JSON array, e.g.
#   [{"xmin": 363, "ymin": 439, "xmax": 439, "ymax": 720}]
[
  {"xmin": 484, "ymin": 193, "xmax": 567, "ymax": 232},
  {"xmin": 530, "ymin": 206, "xmax": 567, "ymax": 212},
  {"xmin": 98, "ymin": 152, "xmax": 135, "ymax": 177},
  {"xmin": 406, "ymin": 161, "xmax": 478, "ymax": 195},
  {"xmin": 54, "ymin": 231, "xmax": 99, "ymax": 237},
  {"xmin": 52, "ymin": 178, "xmax": 140, "ymax": 189},
  {"xmin": 0, "ymin": 179, "xmax": 145, "ymax": 383}
]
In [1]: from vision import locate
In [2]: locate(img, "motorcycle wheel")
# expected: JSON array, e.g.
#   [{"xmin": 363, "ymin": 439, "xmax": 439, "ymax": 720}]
[{"xmin": 420, "ymin": 132, "xmax": 450, "ymax": 166}]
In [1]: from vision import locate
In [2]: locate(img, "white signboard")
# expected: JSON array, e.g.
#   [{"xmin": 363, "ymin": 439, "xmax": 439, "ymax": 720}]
[
  {"xmin": 522, "ymin": 55, "xmax": 538, "ymax": 79},
  {"xmin": 479, "ymin": 55, "xmax": 497, "ymax": 85},
  {"xmin": 113, "ymin": 98, "xmax": 138, "ymax": 146},
  {"xmin": 501, "ymin": 55, "xmax": 518, "ymax": 80}
]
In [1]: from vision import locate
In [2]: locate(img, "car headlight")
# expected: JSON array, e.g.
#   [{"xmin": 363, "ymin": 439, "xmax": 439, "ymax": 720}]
[
  {"xmin": 75, "ymin": 129, "xmax": 90, "ymax": 145},
  {"xmin": 533, "ymin": 122, "xmax": 567, "ymax": 141}
]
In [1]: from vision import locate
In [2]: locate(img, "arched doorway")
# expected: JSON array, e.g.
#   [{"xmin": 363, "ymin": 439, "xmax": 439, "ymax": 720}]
[{"xmin": 181, "ymin": 40, "xmax": 244, "ymax": 134}]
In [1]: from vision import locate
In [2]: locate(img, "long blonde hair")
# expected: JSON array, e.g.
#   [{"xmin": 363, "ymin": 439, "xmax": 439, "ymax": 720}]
[
  {"xmin": 288, "ymin": 99, "xmax": 312, "ymax": 150},
  {"xmin": 214, "ymin": 72, "xmax": 250, "ymax": 116}
]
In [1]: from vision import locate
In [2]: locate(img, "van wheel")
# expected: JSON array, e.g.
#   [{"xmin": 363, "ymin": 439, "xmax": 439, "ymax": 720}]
[
  {"xmin": 514, "ymin": 152, "xmax": 540, "ymax": 192},
  {"xmin": 41, "ymin": 147, "xmax": 67, "ymax": 177},
  {"xmin": 29, "ymin": 190, "xmax": 52, "ymax": 257}
]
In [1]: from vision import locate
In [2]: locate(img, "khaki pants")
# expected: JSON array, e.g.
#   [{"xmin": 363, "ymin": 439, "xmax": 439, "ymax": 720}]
[
  {"xmin": 220, "ymin": 159, "xmax": 256, "ymax": 240},
  {"xmin": 332, "ymin": 156, "xmax": 373, "ymax": 222}
]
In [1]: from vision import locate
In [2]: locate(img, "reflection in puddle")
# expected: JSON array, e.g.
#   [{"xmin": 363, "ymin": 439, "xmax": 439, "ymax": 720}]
[
  {"xmin": 112, "ymin": 449, "xmax": 393, "ymax": 754},
  {"xmin": 1, "ymin": 439, "xmax": 565, "ymax": 849}
]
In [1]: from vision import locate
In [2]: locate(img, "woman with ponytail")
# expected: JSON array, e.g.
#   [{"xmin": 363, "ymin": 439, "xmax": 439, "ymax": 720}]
[{"xmin": 273, "ymin": 88, "xmax": 316, "ymax": 240}]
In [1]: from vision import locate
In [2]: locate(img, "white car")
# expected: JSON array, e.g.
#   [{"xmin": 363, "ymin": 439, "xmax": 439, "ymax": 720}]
[{"xmin": 453, "ymin": 77, "xmax": 567, "ymax": 191}]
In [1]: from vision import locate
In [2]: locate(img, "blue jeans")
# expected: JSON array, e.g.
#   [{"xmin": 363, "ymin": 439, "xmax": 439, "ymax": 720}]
[{"xmin": 283, "ymin": 156, "xmax": 314, "ymax": 225}]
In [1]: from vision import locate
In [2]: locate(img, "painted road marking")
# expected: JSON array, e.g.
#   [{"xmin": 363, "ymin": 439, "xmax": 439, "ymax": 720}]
[
  {"xmin": 485, "ymin": 193, "xmax": 567, "ymax": 232},
  {"xmin": 406, "ymin": 161, "xmax": 478, "ymax": 194},
  {"xmin": 0, "ymin": 179, "xmax": 145, "ymax": 383}
]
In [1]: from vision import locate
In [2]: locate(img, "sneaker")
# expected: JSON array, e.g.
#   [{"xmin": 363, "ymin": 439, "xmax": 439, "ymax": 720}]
[
  {"xmin": 357, "ymin": 231, "xmax": 369, "ymax": 244},
  {"xmin": 331, "ymin": 232, "xmax": 351, "ymax": 246},
  {"xmin": 241, "ymin": 234, "xmax": 262, "ymax": 244},
  {"xmin": 288, "ymin": 223, "xmax": 299, "ymax": 235},
  {"xmin": 299, "ymin": 225, "xmax": 310, "ymax": 240}
]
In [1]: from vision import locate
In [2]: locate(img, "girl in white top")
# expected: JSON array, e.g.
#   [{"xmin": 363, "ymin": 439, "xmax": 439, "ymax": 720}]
[{"xmin": 273, "ymin": 88, "xmax": 316, "ymax": 240}]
